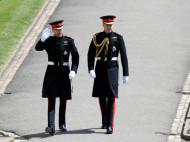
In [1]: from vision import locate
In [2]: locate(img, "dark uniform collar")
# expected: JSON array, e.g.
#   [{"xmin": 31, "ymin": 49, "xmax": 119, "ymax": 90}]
[
  {"xmin": 103, "ymin": 31, "xmax": 114, "ymax": 37},
  {"xmin": 53, "ymin": 35, "xmax": 64, "ymax": 40}
]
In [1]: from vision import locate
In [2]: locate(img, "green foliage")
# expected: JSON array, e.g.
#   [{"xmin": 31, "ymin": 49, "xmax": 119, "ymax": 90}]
[{"xmin": 0, "ymin": 0, "xmax": 45, "ymax": 69}]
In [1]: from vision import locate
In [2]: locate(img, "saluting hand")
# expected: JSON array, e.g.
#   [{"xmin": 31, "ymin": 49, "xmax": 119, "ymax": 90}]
[
  {"xmin": 123, "ymin": 76, "xmax": 129, "ymax": 84},
  {"xmin": 41, "ymin": 28, "xmax": 50, "ymax": 42},
  {"xmin": 89, "ymin": 70, "xmax": 96, "ymax": 78},
  {"xmin": 69, "ymin": 71, "xmax": 75, "ymax": 79}
]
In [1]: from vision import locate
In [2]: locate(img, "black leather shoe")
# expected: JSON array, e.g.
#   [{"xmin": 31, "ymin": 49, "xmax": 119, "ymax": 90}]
[
  {"xmin": 59, "ymin": 124, "xmax": 67, "ymax": 132},
  {"xmin": 45, "ymin": 127, "xmax": 55, "ymax": 136},
  {"xmin": 107, "ymin": 126, "xmax": 113, "ymax": 134},
  {"xmin": 101, "ymin": 124, "xmax": 107, "ymax": 129}
]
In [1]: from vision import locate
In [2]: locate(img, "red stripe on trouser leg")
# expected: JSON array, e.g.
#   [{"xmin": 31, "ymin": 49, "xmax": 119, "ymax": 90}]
[
  {"xmin": 112, "ymin": 96, "xmax": 116, "ymax": 129},
  {"xmin": 98, "ymin": 98, "xmax": 103, "ymax": 121}
]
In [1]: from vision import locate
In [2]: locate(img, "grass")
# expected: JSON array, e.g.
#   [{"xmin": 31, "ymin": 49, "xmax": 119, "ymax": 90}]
[{"xmin": 0, "ymin": 0, "xmax": 45, "ymax": 71}]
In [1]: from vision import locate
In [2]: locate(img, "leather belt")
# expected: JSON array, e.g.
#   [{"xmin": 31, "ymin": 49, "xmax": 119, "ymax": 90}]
[
  {"xmin": 96, "ymin": 57, "xmax": 118, "ymax": 61},
  {"xmin": 48, "ymin": 61, "xmax": 69, "ymax": 66}
]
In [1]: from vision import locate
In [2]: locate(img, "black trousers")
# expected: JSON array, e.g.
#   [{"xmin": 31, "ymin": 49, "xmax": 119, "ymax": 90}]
[
  {"xmin": 47, "ymin": 83, "xmax": 67, "ymax": 131},
  {"xmin": 99, "ymin": 96, "xmax": 116, "ymax": 129}
]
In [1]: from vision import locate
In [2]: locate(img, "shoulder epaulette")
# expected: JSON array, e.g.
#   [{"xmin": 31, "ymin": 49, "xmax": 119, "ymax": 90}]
[
  {"xmin": 94, "ymin": 32, "xmax": 104, "ymax": 37},
  {"xmin": 64, "ymin": 36, "xmax": 73, "ymax": 40},
  {"xmin": 113, "ymin": 32, "xmax": 122, "ymax": 37},
  {"xmin": 48, "ymin": 36, "xmax": 54, "ymax": 39},
  {"xmin": 46, "ymin": 36, "xmax": 54, "ymax": 41}
]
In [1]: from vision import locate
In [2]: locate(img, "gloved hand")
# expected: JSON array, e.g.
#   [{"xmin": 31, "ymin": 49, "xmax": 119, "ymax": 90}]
[
  {"xmin": 89, "ymin": 70, "xmax": 96, "ymax": 78},
  {"xmin": 123, "ymin": 76, "xmax": 129, "ymax": 84},
  {"xmin": 41, "ymin": 28, "xmax": 50, "ymax": 42},
  {"xmin": 69, "ymin": 71, "xmax": 75, "ymax": 79}
]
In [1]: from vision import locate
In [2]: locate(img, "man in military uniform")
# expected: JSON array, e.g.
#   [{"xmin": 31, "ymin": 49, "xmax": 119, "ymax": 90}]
[
  {"xmin": 35, "ymin": 20, "xmax": 79, "ymax": 135},
  {"xmin": 87, "ymin": 15, "xmax": 129, "ymax": 134}
]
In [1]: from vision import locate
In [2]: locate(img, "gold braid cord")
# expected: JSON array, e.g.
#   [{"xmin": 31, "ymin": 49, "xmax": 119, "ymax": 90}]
[{"xmin": 93, "ymin": 35, "xmax": 109, "ymax": 58}]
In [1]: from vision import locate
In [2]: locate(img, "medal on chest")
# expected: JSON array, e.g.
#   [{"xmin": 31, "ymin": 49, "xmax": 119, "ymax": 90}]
[{"xmin": 63, "ymin": 40, "xmax": 68, "ymax": 45}]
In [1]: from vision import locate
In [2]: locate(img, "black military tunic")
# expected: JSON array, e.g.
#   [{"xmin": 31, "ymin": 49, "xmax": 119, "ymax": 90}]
[
  {"xmin": 35, "ymin": 35, "xmax": 79, "ymax": 99},
  {"xmin": 88, "ymin": 31, "xmax": 129, "ymax": 98}
]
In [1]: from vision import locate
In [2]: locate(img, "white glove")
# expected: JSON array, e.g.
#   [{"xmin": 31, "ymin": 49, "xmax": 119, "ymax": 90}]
[
  {"xmin": 123, "ymin": 76, "xmax": 129, "ymax": 84},
  {"xmin": 69, "ymin": 71, "xmax": 75, "ymax": 79},
  {"xmin": 41, "ymin": 28, "xmax": 50, "ymax": 42},
  {"xmin": 89, "ymin": 70, "xmax": 96, "ymax": 78}
]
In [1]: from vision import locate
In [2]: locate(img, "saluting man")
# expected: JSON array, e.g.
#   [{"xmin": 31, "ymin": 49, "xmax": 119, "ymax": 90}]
[
  {"xmin": 35, "ymin": 20, "xmax": 79, "ymax": 135},
  {"xmin": 88, "ymin": 15, "xmax": 129, "ymax": 134}
]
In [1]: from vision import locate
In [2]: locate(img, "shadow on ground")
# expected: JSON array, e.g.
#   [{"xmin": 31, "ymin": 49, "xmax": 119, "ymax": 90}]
[{"xmin": 15, "ymin": 128, "xmax": 107, "ymax": 140}]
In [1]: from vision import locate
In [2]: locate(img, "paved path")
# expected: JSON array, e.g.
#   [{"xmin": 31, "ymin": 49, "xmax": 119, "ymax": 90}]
[{"xmin": 1, "ymin": 0, "xmax": 190, "ymax": 142}]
